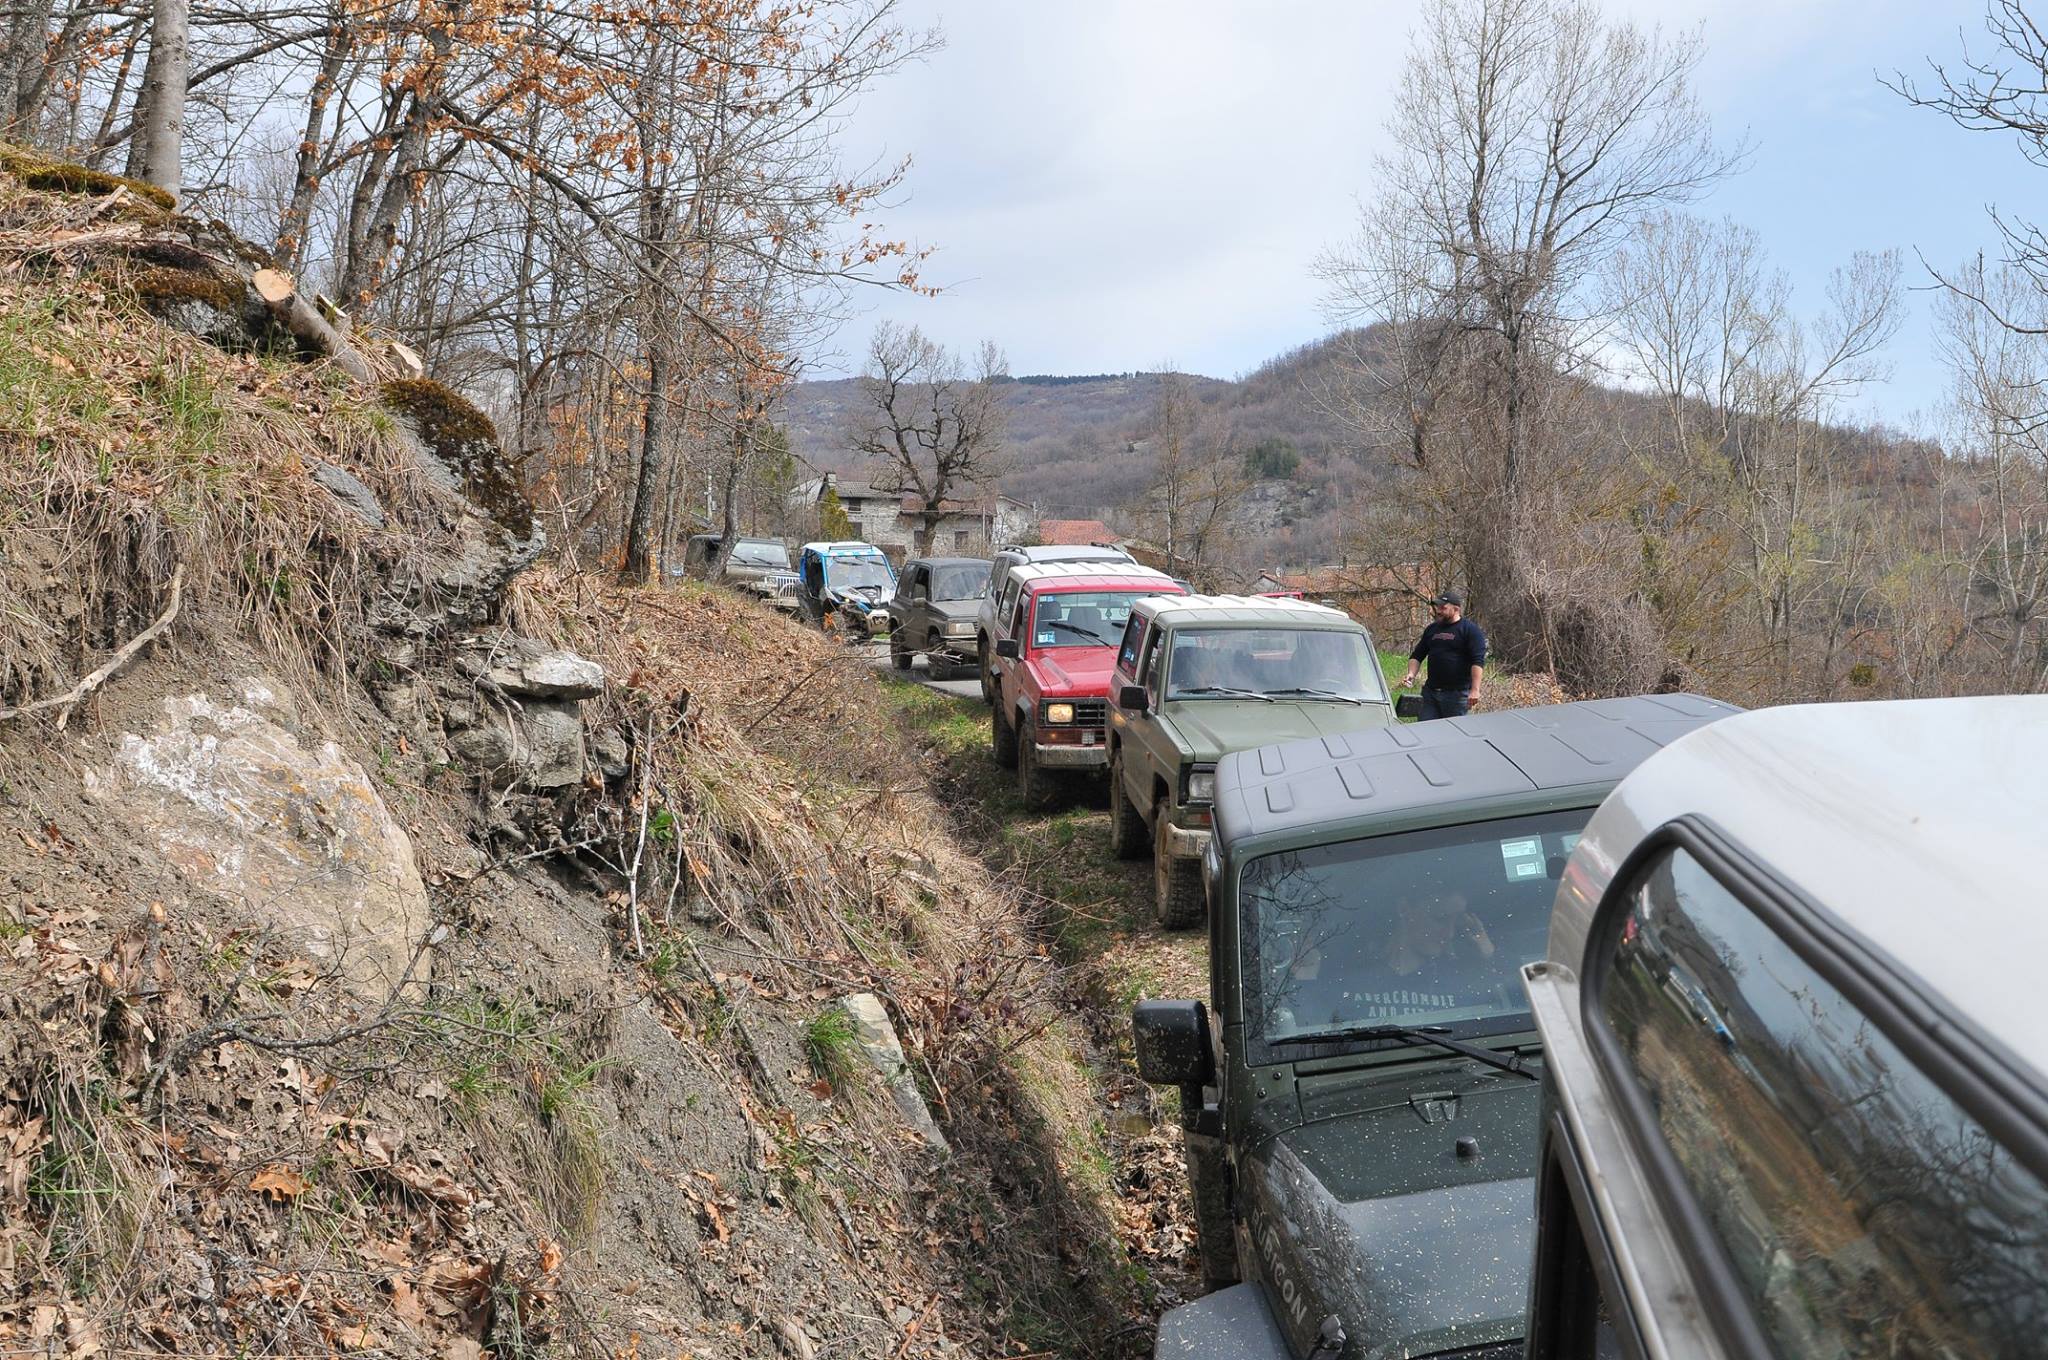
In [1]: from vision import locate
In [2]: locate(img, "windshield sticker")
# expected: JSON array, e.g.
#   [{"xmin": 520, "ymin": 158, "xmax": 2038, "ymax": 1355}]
[
  {"xmin": 1036, "ymin": 631, "xmax": 1056, "ymax": 645},
  {"xmin": 1500, "ymin": 837, "xmax": 1545, "ymax": 881}
]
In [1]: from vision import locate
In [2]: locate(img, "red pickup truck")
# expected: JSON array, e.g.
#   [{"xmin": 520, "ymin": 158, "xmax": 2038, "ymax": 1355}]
[{"xmin": 988, "ymin": 563, "xmax": 1185, "ymax": 806}]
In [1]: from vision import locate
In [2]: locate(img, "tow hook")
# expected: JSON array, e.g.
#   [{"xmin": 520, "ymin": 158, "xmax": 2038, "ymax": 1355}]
[{"xmin": 1308, "ymin": 1314, "xmax": 1347, "ymax": 1360}]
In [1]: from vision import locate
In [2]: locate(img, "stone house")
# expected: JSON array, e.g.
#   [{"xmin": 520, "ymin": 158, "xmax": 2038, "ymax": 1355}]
[{"xmin": 790, "ymin": 474, "xmax": 1034, "ymax": 557}]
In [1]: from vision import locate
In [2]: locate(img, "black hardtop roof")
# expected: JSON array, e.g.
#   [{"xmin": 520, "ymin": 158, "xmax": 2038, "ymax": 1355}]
[
  {"xmin": 1214, "ymin": 694, "xmax": 1740, "ymax": 851},
  {"xmin": 907, "ymin": 555, "xmax": 990, "ymax": 568}
]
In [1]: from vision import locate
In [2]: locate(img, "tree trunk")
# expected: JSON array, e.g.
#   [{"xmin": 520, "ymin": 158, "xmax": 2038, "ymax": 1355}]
[
  {"xmin": 620, "ymin": 342, "xmax": 670, "ymax": 584},
  {"xmin": 135, "ymin": 0, "xmax": 188, "ymax": 199}
]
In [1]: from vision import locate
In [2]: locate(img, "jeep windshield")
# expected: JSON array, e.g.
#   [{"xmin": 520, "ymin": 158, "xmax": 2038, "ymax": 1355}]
[
  {"xmin": 825, "ymin": 557, "xmax": 893, "ymax": 591},
  {"xmin": 931, "ymin": 563, "xmax": 989, "ymax": 601},
  {"xmin": 1165, "ymin": 628, "xmax": 1383, "ymax": 703},
  {"xmin": 731, "ymin": 540, "xmax": 789, "ymax": 569},
  {"xmin": 1247, "ymin": 809, "xmax": 1590, "ymax": 1050},
  {"xmin": 1030, "ymin": 591, "xmax": 1153, "ymax": 648}
]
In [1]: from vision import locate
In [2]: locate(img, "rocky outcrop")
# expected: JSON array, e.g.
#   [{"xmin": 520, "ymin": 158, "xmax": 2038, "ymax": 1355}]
[{"xmin": 83, "ymin": 678, "xmax": 432, "ymax": 996}]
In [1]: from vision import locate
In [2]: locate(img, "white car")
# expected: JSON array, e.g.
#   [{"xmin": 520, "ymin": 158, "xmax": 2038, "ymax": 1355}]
[{"xmin": 1522, "ymin": 696, "xmax": 2048, "ymax": 1360}]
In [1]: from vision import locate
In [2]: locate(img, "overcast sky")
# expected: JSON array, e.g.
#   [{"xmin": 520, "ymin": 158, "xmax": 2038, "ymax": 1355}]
[{"xmin": 820, "ymin": 0, "xmax": 2030, "ymax": 427}]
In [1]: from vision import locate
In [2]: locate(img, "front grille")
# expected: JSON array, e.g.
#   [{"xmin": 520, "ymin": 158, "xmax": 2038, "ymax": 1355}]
[{"xmin": 1068, "ymin": 698, "xmax": 1107, "ymax": 727}]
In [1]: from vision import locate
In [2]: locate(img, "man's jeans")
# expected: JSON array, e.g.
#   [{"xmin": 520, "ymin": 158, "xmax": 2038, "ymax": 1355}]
[{"xmin": 1420, "ymin": 688, "xmax": 1470, "ymax": 721}]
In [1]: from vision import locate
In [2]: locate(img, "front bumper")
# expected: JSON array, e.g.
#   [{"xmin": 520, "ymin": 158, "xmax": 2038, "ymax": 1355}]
[
  {"xmin": 1031, "ymin": 742, "xmax": 1108, "ymax": 769},
  {"xmin": 1163, "ymin": 822, "xmax": 1212, "ymax": 860}
]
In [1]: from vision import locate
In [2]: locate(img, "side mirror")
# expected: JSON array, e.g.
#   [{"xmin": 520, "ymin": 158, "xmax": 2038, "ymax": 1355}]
[
  {"xmin": 1132, "ymin": 999, "xmax": 1213, "ymax": 1087},
  {"xmin": 1117, "ymin": 684, "xmax": 1148, "ymax": 712},
  {"xmin": 995, "ymin": 638, "xmax": 1020, "ymax": 660}
]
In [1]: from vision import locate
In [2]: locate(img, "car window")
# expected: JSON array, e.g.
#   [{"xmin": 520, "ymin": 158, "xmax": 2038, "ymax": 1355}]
[
  {"xmin": 730, "ymin": 540, "xmax": 788, "ymax": 568},
  {"xmin": 1031, "ymin": 591, "xmax": 1153, "ymax": 649},
  {"xmin": 1164, "ymin": 627, "xmax": 1382, "ymax": 702},
  {"xmin": 1008, "ymin": 595, "xmax": 1027, "ymax": 640},
  {"xmin": 1596, "ymin": 848, "xmax": 2048, "ymax": 1359},
  {"xmin": 1139, "ymin": 628, "xmax": 1165, "ymax": 696},
  {"xmin": 1117, "ymin": 616, "xmax": 1148, "ymax": 674},
  {"xmin": 909, "ymin": 566, "xmax": 927, "ymax": 601},
  {"xmin": 998, "ymin": 580, "xmax": 1022, "ymax": 629},
  {"xmin": 1246, "ymin": 809, "xmax": 1588, "ymax": 1046},
  {"xmin": 931, "ymin": 563, "xmax": 989, "ymax": 600}
]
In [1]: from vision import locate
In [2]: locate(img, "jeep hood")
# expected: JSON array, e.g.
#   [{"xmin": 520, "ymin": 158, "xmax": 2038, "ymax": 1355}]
[
  {"xmin": 1033, "ymin": 648, "xmax": 1117, "ymax": 694},
  {"xmin": 1242, "ymin": 1074, "xmax": 1537, "ymax": 1359},
  {"xmin": 1163, "ymin": 700, "xmax": 1392, "ymax": 762},
  {"xmin": 928, "ymin": 599, "xmax": 978, "ymax": 621}
]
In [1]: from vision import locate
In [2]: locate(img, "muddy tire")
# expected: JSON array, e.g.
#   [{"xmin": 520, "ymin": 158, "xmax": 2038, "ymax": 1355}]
[
  {"xmin": 991, "ymin": 701, "xmax": 1019, "ymax": 769},
  {"xmin": 977, "ymin": 638, "xmax": 994, "ymax": 704},
  {"xmin": 1108, "ymin": 758, "xmax": 1148, "ymax": 860},
  {"xmin": 1017, "ymin": 724, "xmax": 1054, "ymax": 810},
  {"xmin": 890, "ymin": 629, "xmax": 911, "ymax": 671},
  {"xmin": 927, "ymin": 635, "xmax": 956, "ymax": 681},
  {"xmin": 1153, "ymin": 809, "xmax": 1205, "ymax": 930}
]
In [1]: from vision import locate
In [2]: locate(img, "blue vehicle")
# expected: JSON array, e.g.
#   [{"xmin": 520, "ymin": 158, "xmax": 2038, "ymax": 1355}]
[{"xmin": 795, "ymin": 541, "xmax": 896, "ymax": 636}]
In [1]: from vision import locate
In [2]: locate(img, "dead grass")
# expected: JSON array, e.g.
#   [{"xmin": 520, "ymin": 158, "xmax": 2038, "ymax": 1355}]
[
  {"xmin": 0, "ymin": 187, "xmax": 445, "ymax": 713},
  {"xmin": 509, "ymin": 569, "xmax": 1163, "ymax": 1355}
]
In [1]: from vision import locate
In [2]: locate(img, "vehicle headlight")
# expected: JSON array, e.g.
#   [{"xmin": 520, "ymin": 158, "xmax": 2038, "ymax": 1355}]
[
  {"xmin": 946, "ymin": 621, "xmax": 974, "ymax": 636},
  {"xmin": 1045, "ymin": 702, "xmax": 1075, "ymax": 725},
  {"xmin": 1186, "ymin": 768, "xmax": 1216, "ymax": 805}
]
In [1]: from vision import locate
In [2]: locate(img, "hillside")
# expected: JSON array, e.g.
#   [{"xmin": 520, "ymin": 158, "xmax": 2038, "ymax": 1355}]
[
  {"xmin": 782, "ymin": 351, "xmax": 1374, "ymax": 534},
  {"xmin": 0, "ymin": 158, "xmax": 1183, "ymax": 1359}
]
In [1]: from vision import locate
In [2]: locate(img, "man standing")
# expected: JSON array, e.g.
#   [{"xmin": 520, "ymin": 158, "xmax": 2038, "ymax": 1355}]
[{"xmin": 1400, "ymin": 591, "xmax": 1486, "ymax": 720}]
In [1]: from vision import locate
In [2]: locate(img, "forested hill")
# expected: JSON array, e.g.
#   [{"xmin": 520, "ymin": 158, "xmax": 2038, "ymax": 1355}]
[{"xmin": 781, "ymin": 334, "xmax": 1379, "ymax": 520}]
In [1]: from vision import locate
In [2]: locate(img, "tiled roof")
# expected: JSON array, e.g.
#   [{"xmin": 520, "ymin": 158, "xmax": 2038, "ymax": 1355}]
[{"xmin": 1038, "ymin": 518, "xmax": 1117, "ymax": 546}]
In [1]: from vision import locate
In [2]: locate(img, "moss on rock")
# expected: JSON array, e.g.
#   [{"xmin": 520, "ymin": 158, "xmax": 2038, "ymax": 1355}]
[
  {"xmin": 381, "ymin": 378, "xmax": 535, "ymax": 538},
  {"xmin": 0, "ymin": 146, "xmax": 177, "ymax": 212},
  {"xmin": 128, "ymin": 264, "xmax": 242, "ymax": 313}
]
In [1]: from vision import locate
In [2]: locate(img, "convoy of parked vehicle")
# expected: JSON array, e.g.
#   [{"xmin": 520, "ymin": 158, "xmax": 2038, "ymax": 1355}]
[
  {"xmin": 1138, "ymin": 693, "xmax": 2048, "ymax": 1360},
  {"xmin": 678, "ymin": 532, "xmax": 2048, "ymax": 1360}
]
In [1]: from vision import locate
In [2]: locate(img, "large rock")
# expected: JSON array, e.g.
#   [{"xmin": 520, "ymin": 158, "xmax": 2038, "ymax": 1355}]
[
  {"xmin": 485, "ymin": 650, "xmax": 603, "ymax": 701},
  {"xmin": 84, "ymin": 681, "xmax": 431, "ymax": 996},
  {"xmin": 838, "ymin": 992, "xmax": 948, "ymax": 1153}
]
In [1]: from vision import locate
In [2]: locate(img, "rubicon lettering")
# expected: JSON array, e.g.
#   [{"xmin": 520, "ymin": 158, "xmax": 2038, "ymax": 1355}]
[{"xmin": 1255, "ymin": 1216, "xmax": 1310, "ymax": 1331}]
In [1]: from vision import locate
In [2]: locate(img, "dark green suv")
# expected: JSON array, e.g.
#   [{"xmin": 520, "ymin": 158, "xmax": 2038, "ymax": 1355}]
[
  {"xmin": 1106, "ymin": 596, "xmax": 1393, "ymax": 928},
  {"xmin": 1132, "ymin": 695, "xmax": 1739, "ymax": 1360}
]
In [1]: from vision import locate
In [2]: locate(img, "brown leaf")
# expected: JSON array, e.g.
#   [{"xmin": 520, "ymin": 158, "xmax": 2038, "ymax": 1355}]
[
  {"xmin": 389, "ymin": 1277, "xmax": 428, "ymax": 1328},
  {"xmin": 250, "ymin": 1166, "xmax": 308, "ymax": 1201}
]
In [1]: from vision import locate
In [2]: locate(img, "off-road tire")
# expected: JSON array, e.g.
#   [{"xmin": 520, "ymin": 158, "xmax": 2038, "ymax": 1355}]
[
  {"xmin": 927, "ymin": 635, "xmax": 956, "ymax": 681},
  {"xmin": 977, "ymin": 638, "xmax": 994, "ymax": 704},
  {"xmin": 1154, "ymin": 808, "xmax": 1205, "ymax": 929},
  {"xmin": 991, "ymin": 701, "xmax": 1019, "ymax": 769},
  {"xmin": 1108, "ymin": 758, "xmax": 1148, "ymax": 860},
  {"xmin": 1017, "ymin": 722, "xmax": 1054, "ymax": 810},
  {"xmin": 890, "ymin": 629, "xmax": 911, "ymax": 671}
]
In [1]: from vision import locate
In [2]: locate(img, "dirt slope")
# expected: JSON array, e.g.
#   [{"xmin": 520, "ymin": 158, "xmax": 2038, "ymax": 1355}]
[{"xmin": 0, "ymin": 157, "xmax": 1164, "ymax": 1359}]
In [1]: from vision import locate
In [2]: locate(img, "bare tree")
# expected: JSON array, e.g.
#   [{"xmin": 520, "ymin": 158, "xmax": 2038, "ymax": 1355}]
[
  {"xmin": 1892, "ymin": 2, "xmax": 2048, "ymax": 333},
  {"xmin": 1321, "ymin": 0, "xmax": 1740, "ymax": 673},
  {"xmin": 1140, "ymin": 369, "xmax": 1249, "ymax": 587},
  {"xmin": 1937, "ymin": 256, "xmax": 2048, "ymax": 689},
  {"xmin": 853, "ymin": 323, "xmax": 1010, "ymax": 555}
]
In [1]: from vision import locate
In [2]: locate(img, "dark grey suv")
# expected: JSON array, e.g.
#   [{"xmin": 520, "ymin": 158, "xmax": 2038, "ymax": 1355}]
[{"xmin": 887, "ymin": 556, "xmax": 991, "ymax": 680}]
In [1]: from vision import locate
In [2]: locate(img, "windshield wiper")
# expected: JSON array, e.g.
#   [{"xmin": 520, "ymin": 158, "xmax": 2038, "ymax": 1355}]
[
  {"xmin": 1176, "ymin": 685, "xmax": 1275, "ymax": 702},
  {"xmin": 1269, "ymin": 1024, "xmax": 1537, "ymax": 1079},
  {"xmin": 1262, "ymin": 686, "xmax": 1366, "ymax": 705},
  {"xmin": 1046, "ymin": 620, "xmax": 1111, "ymax": 645}
]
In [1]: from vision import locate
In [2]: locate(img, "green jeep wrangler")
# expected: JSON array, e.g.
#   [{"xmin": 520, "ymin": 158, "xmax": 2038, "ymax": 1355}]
[
  {"xmin": 1133, "ymin": 695, "xmax": 1739, "ymax": 1360},
  {"xmin": 1106, "ymin": 596, "xmax": 1393, "ymax": 928}
]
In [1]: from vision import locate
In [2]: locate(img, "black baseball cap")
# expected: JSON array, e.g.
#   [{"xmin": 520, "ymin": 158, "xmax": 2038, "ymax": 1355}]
[{"xmin": 1432, "ymin": 589, "xmax": 1465, "ymax": 607}]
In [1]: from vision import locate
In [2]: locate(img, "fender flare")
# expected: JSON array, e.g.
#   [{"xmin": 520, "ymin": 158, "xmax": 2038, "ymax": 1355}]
[{"xmin": 1151, "ymin": 1283, "xmax": 1291, "ymax": 1359}]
